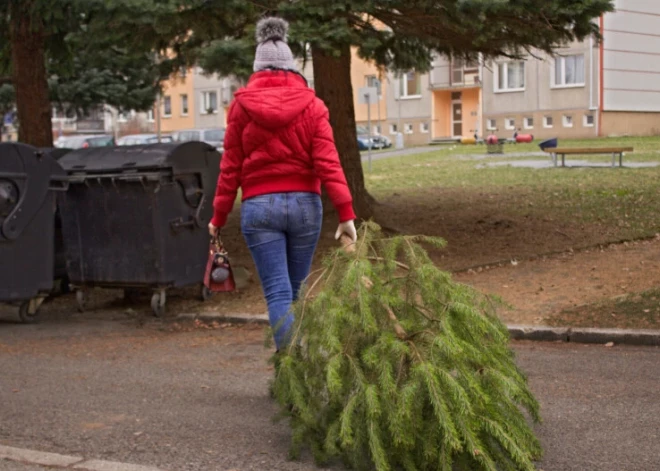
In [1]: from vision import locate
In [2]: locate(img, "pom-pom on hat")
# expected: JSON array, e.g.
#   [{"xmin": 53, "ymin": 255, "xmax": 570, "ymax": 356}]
[{"xmin": 253, "ymin": 17, "xmax": 297, "ymax": 72}]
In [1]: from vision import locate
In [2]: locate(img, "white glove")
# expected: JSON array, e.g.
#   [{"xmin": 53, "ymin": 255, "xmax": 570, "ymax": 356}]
[{"xmin": 335, "ymin": 220, "xmax": 357, "ymax": 243}]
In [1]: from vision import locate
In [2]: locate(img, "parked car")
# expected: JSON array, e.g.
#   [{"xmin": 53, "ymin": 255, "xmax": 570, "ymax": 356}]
[
  {"xmin": 356, "ymin": 126, "xmax": 392, "ymax": 150},
  {"xmin": 54, "ymin": 134, "xmax": 115, "ymax": 149},
  {"xmin": 357, "ymin": 135, "xmax": 376, "ymax": 151},
  {"xmin": 116, "ymin": 134, "xmax": 173, "ymax": 146},
  {"xmin": 172, "ymin": 128, "xmax": 225, "ymax": 152}
]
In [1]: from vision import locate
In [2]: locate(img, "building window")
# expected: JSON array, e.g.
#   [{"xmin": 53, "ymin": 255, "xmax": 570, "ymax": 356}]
[
  {"xmin": 404, "ymin": 123, "xmax": 414, "ymax": 134},
  {"xmin": 495, "ymin": 61, "xmax": 525, "ymax": 92},
  {"xmin": 399, "ymin": 71, "xmax": 421, "ymax": 98},
  {"xmin": 554, "ymin": 54, "xmax": 585, "ymax": 87},
  {"xmin": 373, "ymin": 125, "xmax": 381, "ymax": 134},
  {"xmin": 180, "ymin": 94, "xmax": 189, "ymax": 116},
  {"xmin": 583, "ymin": 114, "xmax": 595, "ymax": 127},
  {"xmin": 543, "ymin": 116, "xmax": 554, "ymax": 128},
  {"xmin": 505, "ymin": 118, "xmax": 515, "ymax": 130},
  {"xmin": 147, "ymin": 109, "xmax": 155, "ymax": 122},
  {"xmin": 365, "ymin": 75, "xmax": 382, "ymax": 97},
  {"xmin": 487, "ymin": 119, "xmax": 497, "ymax": 131},
  {"xmin": 420, "ymin": 122, "xmax": 429, "ymax": 133},
  {"xmin": 202, "ymin": 91, "xmax": 218, "ymax": 114},
  {"xmin": 118, "ymin": 112, "xmax": 128, "ymax": 123},
  {"xmin": 389, "ymin": 124, "xmax": 398, "ymax": 135},
  {"xmin": 563, "ymin": 115, "xmax": 573, "ymax": 128},
  {"xmin": 524, "ymin": 117, "xmax": 534, "ymax": 129},
  {"xmin": 163, "ymin": 96, "xmax": 172, "ymax": 117}
]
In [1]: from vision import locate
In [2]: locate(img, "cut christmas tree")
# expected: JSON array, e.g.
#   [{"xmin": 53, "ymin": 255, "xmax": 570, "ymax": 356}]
[{"xmin": 272, "ymin": 222, "xmax": 542, "ymax": 471}]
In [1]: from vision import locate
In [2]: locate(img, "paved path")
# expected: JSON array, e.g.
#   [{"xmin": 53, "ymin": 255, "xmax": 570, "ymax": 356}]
[
  {"xmin": 1, "ymin": 318, "xmax": 659, "ymax": 470},
  {"xmin": 361, "ymin": 145, "xmax": 442, "ymax": 161}
]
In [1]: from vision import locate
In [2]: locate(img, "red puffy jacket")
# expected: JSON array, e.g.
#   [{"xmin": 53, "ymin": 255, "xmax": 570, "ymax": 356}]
[{"xmin": 211, "ymin": 70, "xmax": 356, "ymax": 228}]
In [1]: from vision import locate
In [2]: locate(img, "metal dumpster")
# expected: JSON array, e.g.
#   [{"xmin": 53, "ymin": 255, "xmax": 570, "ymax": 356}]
[
  {"xmin": 0, "ymin": 143, "xmax": 68, "ymax": 322},
  {"xmin": 40, "ymin": 147, "xmax": 73, "ymax": 293},
  {"xmin": 57, "ymin": 142, "xmax": 220, "ymax": 316}
]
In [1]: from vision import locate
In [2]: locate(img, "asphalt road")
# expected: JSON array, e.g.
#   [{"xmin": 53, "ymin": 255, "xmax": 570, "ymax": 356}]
[{"xmin": 0, "ymin": 316, "xmax": 658, "ymax": 471}]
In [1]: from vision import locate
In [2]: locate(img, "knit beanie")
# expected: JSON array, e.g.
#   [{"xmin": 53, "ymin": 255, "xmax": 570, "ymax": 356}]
[{"xmin": 253, "ymin": 17, "xmax": 297, "ymax": 72}]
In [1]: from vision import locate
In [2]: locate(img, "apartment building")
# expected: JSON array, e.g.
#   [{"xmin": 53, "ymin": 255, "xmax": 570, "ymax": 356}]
[
  {"xmin": 482, "ymin": 40, "xmax": 598, "ymax": 140},
  {"xmin": 482, "ymin": 0, "xmax": 660, "ymax": 139},
  {"xmin": 385, "ymin": 70, "xmax": 432, "ymax": 147},
  {"xmin": 158, "ymin": 68, "xmax": 196, "ymax": 134},
  {"xmin": 429, "ymin": 57, "xmax": 482, "ymax": 141},
  {"xmin": 382, "ymin": 56, "xmax": 481, "ymax": 146},
  {"xmin": 351, "ymin": 48, "xmax": 388, "ymax": 134},
  {"xmin": 599, "ymin": 0, "xmax": 660, "ymax": 135}
]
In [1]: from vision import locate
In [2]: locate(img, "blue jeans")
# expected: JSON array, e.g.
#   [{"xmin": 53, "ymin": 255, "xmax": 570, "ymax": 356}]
[{"xmin": 241, "ymin": 192, "xmax": 323, "ymax": 349}]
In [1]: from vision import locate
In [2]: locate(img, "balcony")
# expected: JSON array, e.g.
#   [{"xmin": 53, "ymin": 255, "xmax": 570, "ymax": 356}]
[{"xmin": 430, "ymin": 59, "xmax": 481, "ymax": 90}]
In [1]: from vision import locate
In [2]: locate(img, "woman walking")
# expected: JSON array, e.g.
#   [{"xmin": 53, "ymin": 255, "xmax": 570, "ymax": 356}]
[{"xmin": 208, "ymin": 17, "xmax": 357, "ymax": 349}]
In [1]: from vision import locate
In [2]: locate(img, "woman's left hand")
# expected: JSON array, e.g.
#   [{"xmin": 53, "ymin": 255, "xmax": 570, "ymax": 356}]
[{"xmin": 208, "ymin": 222, "xmax": 219, "ymax": 237}]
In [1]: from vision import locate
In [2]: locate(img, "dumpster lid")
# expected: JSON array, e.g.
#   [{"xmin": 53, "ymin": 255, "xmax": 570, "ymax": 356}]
[{"xmin": 58, "ymin": 142, "xmax": 218, "ymax": 174}]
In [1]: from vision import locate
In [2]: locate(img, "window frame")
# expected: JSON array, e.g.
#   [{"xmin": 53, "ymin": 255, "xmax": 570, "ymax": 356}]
[
  {"xmin": 486, "ymin": 118, "xmax": 497, "ymax": 131},
  {"xmin": 543, "ymin": 116, "xmax": 554, "ymax": 128},
  {"xmin": 180, "ymin": 94, "xmax": 189, "ymax": 116},
  {"xmin": 494, "ymin": 61, "xmax": 526, "ymax": 93},
  {"xmin": 162, "ymin": 96, "xmax": 172, "ymax": 118},
  {"xmin": 399, "ymin": 71, "xmax": 422, "ymax": 99},
  {"xmin": 202, "ymin": 91, "xmax": 219, "ymax": 115},
  {"xmin": 552, "ymin": 54, "xmax": 586, "ymax": 89}
]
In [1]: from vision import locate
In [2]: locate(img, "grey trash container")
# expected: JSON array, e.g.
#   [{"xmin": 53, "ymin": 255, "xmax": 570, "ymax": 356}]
[
  {"xmin": 0, "ymin": 143, "xmax": 68, "ymax": 322},
  {"xmin": 57, "ymin": 142, "xmax": 220, "ymax": 316}
]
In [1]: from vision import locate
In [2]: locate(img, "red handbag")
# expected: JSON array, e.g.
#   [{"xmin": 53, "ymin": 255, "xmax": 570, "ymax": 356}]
[{"xmin": 203, "ymin": 236, "xmax": 236, "ymax": 292}]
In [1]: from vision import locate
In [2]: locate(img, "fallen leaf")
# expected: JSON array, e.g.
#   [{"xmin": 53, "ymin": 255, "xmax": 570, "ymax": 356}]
[{"xmin": 605, "ymin": 342, "xmax": 615, "ymax": 348}]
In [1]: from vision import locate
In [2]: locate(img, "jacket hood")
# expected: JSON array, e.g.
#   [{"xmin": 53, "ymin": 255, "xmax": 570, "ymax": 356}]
[{"xmin": 235, "ymin": 71, "xmax": 316, "ymax": 130}]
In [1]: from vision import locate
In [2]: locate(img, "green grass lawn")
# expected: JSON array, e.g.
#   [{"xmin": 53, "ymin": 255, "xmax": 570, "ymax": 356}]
[{"xmin": 364, "ymin": 136, "xmax": 660, "ymax": 241}]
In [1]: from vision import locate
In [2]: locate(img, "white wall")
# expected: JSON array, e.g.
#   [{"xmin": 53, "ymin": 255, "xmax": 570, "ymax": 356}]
[{"xmin": 603, "ymin": 0, "xmax": 660, "ymax": 111}]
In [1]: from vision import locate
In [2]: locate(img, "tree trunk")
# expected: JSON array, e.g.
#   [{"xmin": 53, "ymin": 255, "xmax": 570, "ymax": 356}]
[
  {"xmin": 311, "ymin": 43, "xmax": 375, "ymax": 221},
  {"xmin": 9, "ymin": 2, "xmax": 53, "ymax": 147}
]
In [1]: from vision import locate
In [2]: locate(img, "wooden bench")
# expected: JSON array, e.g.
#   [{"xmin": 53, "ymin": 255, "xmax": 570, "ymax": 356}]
[{"xmin": 543, "ymin": 147, "xmax": 634, "ymax": 168}]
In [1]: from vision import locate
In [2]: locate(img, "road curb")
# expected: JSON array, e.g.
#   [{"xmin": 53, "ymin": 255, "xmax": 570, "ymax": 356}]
[
  {"xmin": 0, "ymin": 444, "xmax": 166, "ymax": 470},
  {"xmin": 180, "ymin": 314, "xmax": 660, "ymax": 347},
  {"xmin": 507, "ymin": 325, "xmax": 660, "ymax": 346}
]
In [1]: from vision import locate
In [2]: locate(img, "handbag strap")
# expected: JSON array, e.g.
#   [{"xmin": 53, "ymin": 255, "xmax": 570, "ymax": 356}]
[{"xmin": 211, "ymin": 235, "xmax": 228, "ymax": 255}]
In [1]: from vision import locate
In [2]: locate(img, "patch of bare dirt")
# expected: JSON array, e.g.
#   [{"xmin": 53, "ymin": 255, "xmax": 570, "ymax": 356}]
[{"xmin": 454, "ymin": 237, "xmax": 660, "ymax": 326}]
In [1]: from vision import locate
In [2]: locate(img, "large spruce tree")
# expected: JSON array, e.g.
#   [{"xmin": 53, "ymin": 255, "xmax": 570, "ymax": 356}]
[
  {"xmin": 0, "ymin": 0, "xmax": 166, "ymax": 146},
  {"xmin": 143, "ymin": 0, "xmax": 614, "ymax": 219}
]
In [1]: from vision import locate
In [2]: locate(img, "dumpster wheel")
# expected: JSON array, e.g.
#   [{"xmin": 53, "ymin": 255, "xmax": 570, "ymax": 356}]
[
  {"xmin": 18, "ymin": 300, "xmax": 41, "ymax": 324},
  {"xmin": 76, "ymin": 290, "xmax": 87, "ymax": 313},
  {"xmin": 201, "ymin": 285, "xmax": 213, "ymax": 302},
  {"xmin": 151, "ymin": 290, "xmax": 167, "ymax": 317}
]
